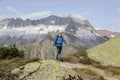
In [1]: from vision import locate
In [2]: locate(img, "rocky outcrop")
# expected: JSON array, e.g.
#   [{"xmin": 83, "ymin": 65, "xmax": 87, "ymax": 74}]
[
  {"xmin": 11, "ymin": 60, "xmax": 106, "ymax": 80},
  {"xmin": 95, "ymin": 29, "xmax": 119, "ymax": 38},
  {"xmin": 65, "ymin": 18, "xmax": 78, "ymax": 34},
  {"xmin": 11, "ymin": 60, "xmax": 81, "ymax": 80},
  {"xmin": 0, "ymin": 15, "xmax": 93, "ymax": 28}
]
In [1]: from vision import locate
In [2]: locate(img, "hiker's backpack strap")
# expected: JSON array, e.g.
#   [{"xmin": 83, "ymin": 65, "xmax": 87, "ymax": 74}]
[{"xmin": 54, "ymin": 35, "xmax": 59, "ymax": 46}]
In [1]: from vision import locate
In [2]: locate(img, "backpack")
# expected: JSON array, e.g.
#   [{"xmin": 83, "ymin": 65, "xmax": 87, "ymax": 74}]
[{"xmin": 54, "ymin": 35, "xmax": 63, "ymax": 45}]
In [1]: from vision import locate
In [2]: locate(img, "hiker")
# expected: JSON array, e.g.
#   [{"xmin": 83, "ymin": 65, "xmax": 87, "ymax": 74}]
[{"xmin": 54, "ymin": 32, "xmax": 66, "ymax": 60}]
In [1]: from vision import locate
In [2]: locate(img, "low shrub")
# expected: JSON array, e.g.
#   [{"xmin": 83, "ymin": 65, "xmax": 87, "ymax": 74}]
[
  {"xmin": 26, "ymin": 58, "xmax": 40, "ymax": 63},
  {"xmin": 60, "ymin": 54, "xmax": 79, "ymax": 63},
  {"xmin": 0, "ymin": 44, "xmax": 24, "ymax": 59},
  {"xmin": 61, "ymin": 50, "xmax": 93, "ymax": 64},
  {"xmin": 79, "ymin": 68, "xmax": 100, "ymax": 77},
  {"xmin": 105, "ymin": 66, "xmax": 120, "ymax": 75},
  {"xmin": 74, "ymin": 50, "xmax": 88, "ymax": 57}
]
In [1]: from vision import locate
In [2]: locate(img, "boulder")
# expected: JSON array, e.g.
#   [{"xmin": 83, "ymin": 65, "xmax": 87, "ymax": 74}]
[{"xmin": 11, "ymin": 60, "xmax": 81, "ymax": 80}]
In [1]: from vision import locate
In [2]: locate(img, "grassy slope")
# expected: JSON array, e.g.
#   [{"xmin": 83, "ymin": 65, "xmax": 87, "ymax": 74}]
[{"xmin": 87, "ymin": 34, "xmax": 120, "ymax": 67}]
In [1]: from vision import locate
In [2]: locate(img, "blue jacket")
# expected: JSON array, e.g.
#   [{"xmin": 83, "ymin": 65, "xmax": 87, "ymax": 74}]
[{"xmin": 54, "ymin": 35, "xmax": 66, "ymax": 46}]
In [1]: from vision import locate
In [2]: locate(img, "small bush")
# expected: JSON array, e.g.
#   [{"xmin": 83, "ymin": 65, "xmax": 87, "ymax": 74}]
[
  {"xmin": 26, "ymin": 58, "xmax": 40, "ymax": 63},
  {"xmin": 0, "ymin": 58, "xmax": 25, "ymax": 67},
  {"xmin": 79, "ymin": 57, "xmax": 91, "ymax": 65},
  {"xmin": 60, "ymin": 50, "xmax": 88, "ymax": 63},
  {"xmin": 0, "ymin": 44, "xmax": 24, "ymax": 59},
  {"xmin": 60, "ymin": 50, "xmax": 91, "ymax": 64},
  {"xmin": 74, "ymin": 50, "xmax": 92, "ymax": 64},
  {"xmin": 74, "ymin": 50, "xmax": 88, "ymax": 57},
  {"xmin": 92, "ymin": 62, "xmax": 103, "ymax": 68},
  {"xmin": 105, "ymin": 66, "xmax": 120, "ymax": 75},
  {"xmin": 79, "ymin": 68, "xmax": 100, "ymax": 77},
  {"xmin": 60, "ymin": 54, "xmax": 79, "ymax": 63}
]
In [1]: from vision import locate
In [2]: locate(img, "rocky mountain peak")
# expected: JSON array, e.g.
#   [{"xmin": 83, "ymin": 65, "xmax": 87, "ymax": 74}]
[{"xmin": 0, "ymin": 15, "xmax": 93, "ymax": 28}]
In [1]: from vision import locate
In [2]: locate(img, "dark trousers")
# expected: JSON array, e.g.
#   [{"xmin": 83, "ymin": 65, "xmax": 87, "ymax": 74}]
[{"xmin": 56, "ymin": 46, "xmax": 62, "ymax": 59}]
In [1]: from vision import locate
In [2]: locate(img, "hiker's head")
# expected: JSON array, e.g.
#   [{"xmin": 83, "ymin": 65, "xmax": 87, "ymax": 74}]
[{"xmin": 59, "ymin": 32, "xmax": 63, "ymax": 37}]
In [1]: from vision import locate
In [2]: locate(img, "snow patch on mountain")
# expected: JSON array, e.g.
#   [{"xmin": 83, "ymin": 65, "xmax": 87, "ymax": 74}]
[
  {"xmin": 111, "ymin": 34, "xmax": 115, "ymax": 37},
  {"xmin": 87, "ymin": 27, "xmax": 92, "ymax": 30},
  {"xmin": 76, "ymin": 28, "xmax": 93, "ymax": 36},
  {"xmin": 50, "ymin": 20, "xmax": 55, "ymax": 24}
]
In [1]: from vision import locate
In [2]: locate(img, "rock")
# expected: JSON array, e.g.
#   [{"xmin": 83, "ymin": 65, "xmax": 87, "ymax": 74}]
[
  {"xmin": 11, "ymin": 60, "xmax": 107, "ymax": 80},
  {"xmin": 11, "ymin": 60, "xmax": 81, "ymax": 80},
  {"xmin": 12, "ymin": 62, "xmax": 41, "ymax": 80}
]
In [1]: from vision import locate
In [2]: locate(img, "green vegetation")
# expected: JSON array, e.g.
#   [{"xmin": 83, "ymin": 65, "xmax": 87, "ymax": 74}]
[
  {"xmin": 105, "ymin": 66, "xmax": 120, "ymax": 75},
  {"xmin": 60, "ymin": 50, "xmax": 98, "ymax": 65},
  {"xmin": 61, "ymin": 50, "xmax": 120, "ymax": 75},
  {"xmin": 79, "ymin": 68, "xmax": 100, "ymax": 77},
  {"xmin": 0, "ymin": 58, "xmax": 25, "ymax": 67},
  {"xmin": 87, "ymin": 34, "xmax": 120, "ymax": 75},
  {"xmin": 60, "ymin": 54, "xmax": 79, "ymax": 63},
  {"xmin": 0, "ymin": 58, "xmax": 25, "ymax": 79},
  {"xmin": 87, "ymin": 34, "xmax": 120, "ymax": 67},
  {"xmin": 0, "ymin": 44, "xmax": 24, "ymax": 59},
  {"xmin": 25, "ymin": 58, "xmax": 40, "ymax": 63},
  {"xmin": 62, "ymin": 74, "xmax": 83, "ymax": 80},
  {"xmin": 75, "ymin": 50, "xmax": 93, "ymax": 64},
  {"xmin": 0, "ymin": 45, "xmax": 40, "ymax": 79},
  {"xmin": 0, "ymin": 45, "xmax": 25, "ymax": 79}
]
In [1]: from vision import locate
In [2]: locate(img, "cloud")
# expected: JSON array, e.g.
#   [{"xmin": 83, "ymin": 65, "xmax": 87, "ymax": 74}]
[
  {"xmin": 22, "ymin": 11, "xmax": 52, "ymax": 20},
  {"xmin": 0, "ymin": 11, "xmax": 52, "ymax": 20},
  {"xmin": 7, "ymin": 6, "xmax": 23, "ymax": 15},
  {"xmin": 0, "ymin": 15, "xmax": 5, "ymax": 18},
  {"xmin": 6, "ymin": 6, "xmax": 51, "ymax": 20},
  {"xmin": 0, "ymin": 15, "xmax": 6, "ymax": 20}
]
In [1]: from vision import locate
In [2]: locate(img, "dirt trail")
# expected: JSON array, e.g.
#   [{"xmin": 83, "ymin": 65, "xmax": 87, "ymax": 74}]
[{"xmin": 58, "ymin": 61, "xmax": 120, "ymax": 80}]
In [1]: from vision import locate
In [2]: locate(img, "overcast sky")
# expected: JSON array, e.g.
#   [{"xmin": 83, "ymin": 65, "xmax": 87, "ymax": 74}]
[{"xmin": 0, "ymin": 0, "xmax": 120, "ymax": 32}]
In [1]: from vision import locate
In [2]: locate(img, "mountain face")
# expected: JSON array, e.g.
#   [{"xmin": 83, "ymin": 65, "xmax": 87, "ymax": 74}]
[
  {"xmin": 0, "ymin": 15, "xmax": 93, "ymax": 28},
  {"xmin": 87, "ymin": 34, "xmax": 120, "ymax": 67},
  {"xmin": 0, "ymin": 15, "xmax": 96, "ymax": 36},
  {"xmin": 0, "ymin": 15, "xmax": 113, "ymax": 59},
  {"xmin": 95, "ymin": 29, "xmax": 119, "ymax": 38},
  {"xmin": 23, "ymin": 32, "xmax": 85, "ymax": 60},
  {"xmin": 22, "ymin": 31, "xmax": 109, "ymax": 60}
]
